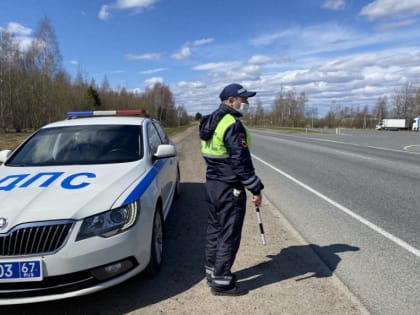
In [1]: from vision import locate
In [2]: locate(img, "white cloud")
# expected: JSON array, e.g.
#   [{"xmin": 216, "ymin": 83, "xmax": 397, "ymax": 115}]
[
  {"xmin": 125, "ymin": 53, "xmax": 161, "ymax": 60},
  {"xmin": 171, "ymin": 46, "xmax": 192, "ymax": 60},
  {"xmin": 322, "ymin": 0, "xmax": 346, "ymax": 10},
  {"xmin": 226, "ymin": 70, "xmax": 260, "ymax": 81},
  {"xmin": 70, "ymin": 60, "xmax": 79, "ymax": 65},
  {"xmin": 98, "ymin": 0, "xmax": 158, "ymax": 20},
  {"xmin": 181, "ymin": 45, "xmax": 420, "ymax": 115},
  {"xmin": 5, "ymin": 22, "xmax": 32, "ymax": 35},
  {"xmin": 250, "ymin": 29, "xmax": 290, "ymax": 46},
  {"xmin": 360, "ymin": 0, "xmax": 420, "ymax": 20},
  {"xmin": 278, "ymin": 48, "xmax": 420, "ymax": 109},
  {"xmin": 16, "ymin": 37, "xmax": 33, "ymax": 51},
  {"xmin": 171, "ymin": 21, "xmax": 420, "ymax": 116},
  {"xmin": 376, "ymin": 18, "xmax": 417, "ymax": 30},
  {"xmin": 193, "ymin": 62, "xmax": 235, "ymax": 71},
  {"xmin": 144, "ymin": 76, "xmax": 163, "ymax": 87},
  {"xmin": 193, "ymin": 60, "xmax": 261, "ymax": 82},
  {"xmin": 250, "ymin": 24, "xmax": 363, "ymax": 53},
  {"xmin": 129, "ymin": 87, "xmax": 143, "ymax": 94},
  {"xmin": 0, "ymin": 22, "xmax": 33, "ymax": 51},
  {"xmin": 177, "ymin": 80, "xmax": 206, "ymax": 89},
  {"xmin": 193, "ymin": 38, "xmax": 214, "ymax": 46},
  {"xmin": 115, "ymin": 0, "xmax": 157, "ymax": 9},
  {"xmin": 140, "ymin": 68, "xmax": 167, "ymax": 74},
  {"xmin": 98, "ymin": 5, "xmax": 110, "ymax": 20},
  {"xmin": 171, "ymin": 38, "xmax": 213, "ymax": 60},
  {"xmin": 249, "ymin": 55, "xmax": 273, "ymax": 65},
  {"xmin": 249, "ymin": 22, "xmax": 418, "ymax": 59}
]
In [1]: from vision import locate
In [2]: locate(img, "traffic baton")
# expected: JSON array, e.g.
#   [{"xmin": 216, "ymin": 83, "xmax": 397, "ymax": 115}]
[{"xmin": 255, "ymin": 207, "xmax": 267, "ymax": 245}]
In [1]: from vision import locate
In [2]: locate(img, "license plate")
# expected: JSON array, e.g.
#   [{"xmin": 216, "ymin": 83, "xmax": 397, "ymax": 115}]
[{"xmin": 0, "ymin": 260, "xmax": 43, "ymax": 282}]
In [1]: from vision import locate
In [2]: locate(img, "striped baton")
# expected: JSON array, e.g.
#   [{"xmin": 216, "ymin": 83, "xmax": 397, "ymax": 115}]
[{"xmin": 255, "ymin": 207, "xmax": 267, "ymax": 245}]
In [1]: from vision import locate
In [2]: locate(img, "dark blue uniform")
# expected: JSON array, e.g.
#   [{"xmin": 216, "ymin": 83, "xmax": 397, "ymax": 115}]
[{"xmin": 200, "ymin": 103, "xmax": 264, "ymax": 290}]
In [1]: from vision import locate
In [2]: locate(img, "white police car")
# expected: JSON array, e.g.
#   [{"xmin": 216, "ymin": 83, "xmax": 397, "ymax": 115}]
[{"xmin": 0, "ymin": 110, "xmax": 180, "ymax": 304}]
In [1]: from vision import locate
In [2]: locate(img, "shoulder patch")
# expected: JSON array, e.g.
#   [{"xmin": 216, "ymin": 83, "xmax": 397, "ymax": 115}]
[{"xmin": 238, "ymin": 132, "xmax": 248, "ymax": 148}]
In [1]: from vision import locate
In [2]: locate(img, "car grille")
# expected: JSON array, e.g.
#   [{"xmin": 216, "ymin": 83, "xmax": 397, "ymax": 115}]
[{"xmin": 0, "ymin": 220, "xmax": 74, "ymax": 256}]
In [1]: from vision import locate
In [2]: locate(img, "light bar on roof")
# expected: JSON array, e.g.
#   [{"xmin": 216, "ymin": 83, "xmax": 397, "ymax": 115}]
[{"xmin": 66, "ymin": 109, "xmax": 147, "ymax": 118}]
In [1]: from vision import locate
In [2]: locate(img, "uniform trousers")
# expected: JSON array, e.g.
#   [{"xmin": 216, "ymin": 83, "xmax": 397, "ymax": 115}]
[{"xmin": 205, "ymin": 179, "xmax": 246, "ymax": 287}]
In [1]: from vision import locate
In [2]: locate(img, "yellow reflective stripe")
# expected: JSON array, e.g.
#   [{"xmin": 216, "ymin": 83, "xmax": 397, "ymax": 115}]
[
  {"xmin": 201, "ymin": 114, "xmax": 236, "ymax": 156},
  {"xmin": 201, "ymin": 114, "xmax": 253, "ymax": 155}
]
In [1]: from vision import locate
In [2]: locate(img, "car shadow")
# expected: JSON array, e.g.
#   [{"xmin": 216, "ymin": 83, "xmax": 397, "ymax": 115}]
[
  {"xmin": 1, "ymin": 182, "xmax": 359, "ymax": 315},
  {"xmin": 1, "ymin": 182, "xmax": 208, "ymax": 315}
]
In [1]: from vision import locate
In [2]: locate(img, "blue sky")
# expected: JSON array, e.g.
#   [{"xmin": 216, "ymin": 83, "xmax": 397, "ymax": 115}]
[{"xmin": 1, "ymin": 0, "xmax": 420, "ymax": 116}]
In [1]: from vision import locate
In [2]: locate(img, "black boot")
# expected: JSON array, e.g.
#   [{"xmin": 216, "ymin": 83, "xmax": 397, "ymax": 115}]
[
  {"xmin": 211, "ymin": 285, "xmax": 249, "ymax": 296},
  {"xmin": 210, "ymin": 274, "xmax": 246, "ymax": 296}
]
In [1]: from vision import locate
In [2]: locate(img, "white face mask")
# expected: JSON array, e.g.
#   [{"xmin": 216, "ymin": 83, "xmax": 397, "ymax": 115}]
[{"xmin": 238, "ymin": 102, "xmax": 249, "ymax": 114}]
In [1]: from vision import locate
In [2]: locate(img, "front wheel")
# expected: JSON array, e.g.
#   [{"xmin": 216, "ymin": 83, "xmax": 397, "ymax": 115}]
[{"xmin": 145, "ymin": 207, "xmax": 164, "ymax": 276}]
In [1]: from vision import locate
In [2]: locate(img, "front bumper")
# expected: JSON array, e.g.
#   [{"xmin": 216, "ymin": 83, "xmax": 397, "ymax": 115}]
[
  {"xmin": 0, "ymin": 257, "xmax": 139, "ymax": 302},
  {"xmin": 0, "ymin": 214, "xmax": 154, "ymax": 305}
]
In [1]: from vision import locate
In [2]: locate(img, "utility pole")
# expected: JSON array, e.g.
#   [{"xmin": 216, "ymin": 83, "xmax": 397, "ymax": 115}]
[{"xmin": 311, "ymin": 106, "xmax": 314, "ymax": 129}]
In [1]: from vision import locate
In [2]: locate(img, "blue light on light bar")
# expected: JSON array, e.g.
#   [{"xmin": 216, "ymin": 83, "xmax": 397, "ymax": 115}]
[{"xmin": 67, "ymin": 111, "xmax": 94, "ymax": 117}]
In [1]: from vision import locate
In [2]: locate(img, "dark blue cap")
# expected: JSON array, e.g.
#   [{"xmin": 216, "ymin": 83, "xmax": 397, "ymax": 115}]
[{"xmin": 219, "ymin": 83, "xmax": 256, "ymax": 101}]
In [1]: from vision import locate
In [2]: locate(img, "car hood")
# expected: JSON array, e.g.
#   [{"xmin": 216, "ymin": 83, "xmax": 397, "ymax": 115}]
[{"xmin": 0, "ymin": 162, "xmax": 146, "ymax": 229}]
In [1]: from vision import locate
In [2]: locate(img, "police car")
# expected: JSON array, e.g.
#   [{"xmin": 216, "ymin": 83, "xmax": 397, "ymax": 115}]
[{"xmin": 0, "ymin": 110, "xmax": 180, "ymax": 304}]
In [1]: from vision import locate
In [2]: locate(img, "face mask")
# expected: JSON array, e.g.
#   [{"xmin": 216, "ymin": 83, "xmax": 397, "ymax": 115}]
[{"xmin": 237, "ymin": 102, "xmax": 249, "ymax": 114}]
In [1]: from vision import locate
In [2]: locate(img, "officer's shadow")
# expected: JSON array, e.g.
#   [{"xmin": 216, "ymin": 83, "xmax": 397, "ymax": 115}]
[{"xmin": 236, "ymin": 243, "xmax": 359, "ymax": 291}]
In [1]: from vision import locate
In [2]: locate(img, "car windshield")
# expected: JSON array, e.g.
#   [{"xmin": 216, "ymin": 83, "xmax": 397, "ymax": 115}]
[{"xmin": 6, "ymin": 125, "xmax": 143, "ymax": 166}]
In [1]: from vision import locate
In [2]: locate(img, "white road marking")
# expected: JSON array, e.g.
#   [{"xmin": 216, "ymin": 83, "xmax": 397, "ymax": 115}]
[
  {"xmin": 252, "ymin": 154, "xmax": 420, "ymax": 258},
  {"xmin": 403, "ymin": 144, "xmax": 420, "ymax": 152},
  {"xmin": 331, "ymin": 149, "xmax": 374, "ymax": 160}
]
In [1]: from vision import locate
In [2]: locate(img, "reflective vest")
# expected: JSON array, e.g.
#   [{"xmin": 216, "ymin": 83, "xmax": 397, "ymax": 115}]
[{"xmin": 201, "ymin": 114, "xmax": 251, "ymax": 158}]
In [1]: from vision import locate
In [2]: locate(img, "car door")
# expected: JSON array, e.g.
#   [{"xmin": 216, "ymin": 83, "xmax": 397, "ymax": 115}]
[{"xmin": 146, "ymin": 120, "xmax": 174, "ymax": 211}]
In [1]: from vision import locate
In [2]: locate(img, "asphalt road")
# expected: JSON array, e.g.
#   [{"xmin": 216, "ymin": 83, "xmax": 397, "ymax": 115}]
[{"xmin": 250, "ymin": 128, "xmax": 420, "ymax": 315}]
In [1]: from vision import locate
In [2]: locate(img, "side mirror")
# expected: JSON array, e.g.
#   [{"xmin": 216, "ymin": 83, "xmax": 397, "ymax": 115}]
[
  {"xmin": 154, "ymin": 144, "xmax": 176, "ymax": 159},
  {"xmin": 0, "ymin": 150, "xmax": 12, "ymax": 163}
]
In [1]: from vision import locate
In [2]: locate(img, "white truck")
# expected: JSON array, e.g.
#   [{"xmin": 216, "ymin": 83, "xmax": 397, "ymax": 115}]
[
  {"xmin": 412, "ymin": 116, "xmax": 420, "ymax": 131},
  {"xmin": 375, "ymin": 119, "xmax": 410, "ymax": 131}
]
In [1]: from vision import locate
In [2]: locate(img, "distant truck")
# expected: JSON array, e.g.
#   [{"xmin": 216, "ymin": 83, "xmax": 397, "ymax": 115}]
[
  {"xmin": 412, "ymin": 116, "xmax": 420, "ymax": 131},
  {"xmin": 375, "ymin": 119, "xmax": 410, "ymax": 131}
]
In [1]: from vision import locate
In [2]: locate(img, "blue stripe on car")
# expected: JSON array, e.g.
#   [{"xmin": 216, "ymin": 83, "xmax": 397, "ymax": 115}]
[{"xmin": 122, "ymin": 159, "xmax": 166, "ymax": 205}]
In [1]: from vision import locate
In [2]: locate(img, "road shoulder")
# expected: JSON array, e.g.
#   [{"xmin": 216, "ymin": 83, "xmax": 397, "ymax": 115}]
[{"xmin": 157, "ymin": 125, "xmax": 370, "ymax": 315}]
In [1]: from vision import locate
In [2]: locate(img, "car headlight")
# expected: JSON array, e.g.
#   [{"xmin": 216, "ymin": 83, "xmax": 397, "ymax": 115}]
[{"xmin": 76, "ymin": 201, "xmax": 139, "ymax": 241}]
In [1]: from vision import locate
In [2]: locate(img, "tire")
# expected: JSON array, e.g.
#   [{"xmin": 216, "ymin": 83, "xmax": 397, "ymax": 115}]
[{"xmin": 145, "ymin": 207, "xmax": 164, "ymax": 276}]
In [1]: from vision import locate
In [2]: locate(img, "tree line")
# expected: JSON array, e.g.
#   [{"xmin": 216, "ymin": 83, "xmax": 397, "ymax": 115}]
[
  {"xmin": 2, "ymin": 17, "xmax": 420, "ymax": 132},
  {"xmin": 0, "ymin": 17, "xmax": 188, "ymax": 132},
  {"xmin": 239, "ymin": 83, "xmax": 420, "ymax": 129}
]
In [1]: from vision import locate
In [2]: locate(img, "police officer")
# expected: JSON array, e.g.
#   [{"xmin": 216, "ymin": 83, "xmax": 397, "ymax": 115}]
[{"xmin": 199, "ymin": 83, "xmax": 264, "ymax": 296}]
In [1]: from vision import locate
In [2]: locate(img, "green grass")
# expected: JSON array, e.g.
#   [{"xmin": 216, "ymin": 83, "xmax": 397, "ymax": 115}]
[{"xmin": 0, "ymin": 132, "xmax": 32, "ymax": 151}]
